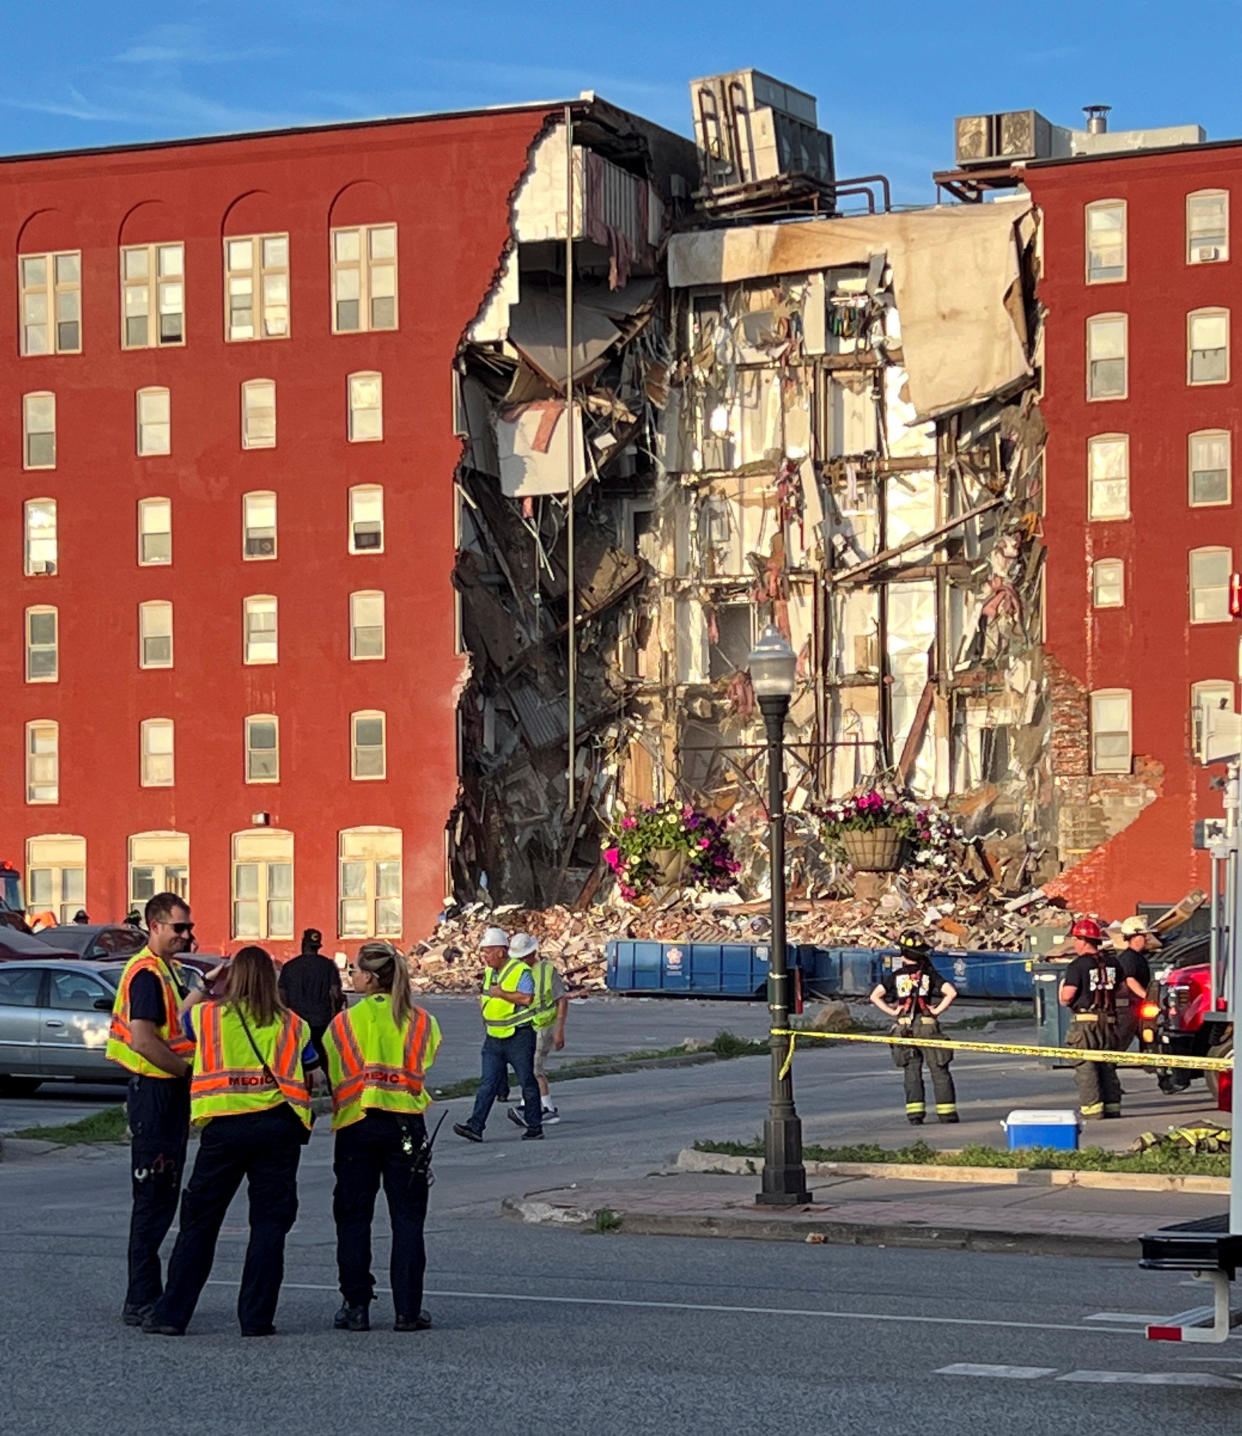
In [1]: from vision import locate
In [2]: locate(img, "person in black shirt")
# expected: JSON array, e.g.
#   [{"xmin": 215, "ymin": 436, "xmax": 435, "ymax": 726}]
[
  {"xmin": 278, "ymin": 929, "xmax": 345, "ymax": 1072},
  {"xmin": 1113, "ymin": 915, "xmax": 1154, "ymax": 1051},
  {"xmin": 869, "ymin": 931, "xmax": 959, "ymax": 1124},
  {"xmin": 1058, "ymin": 917, "xmax": 1123, "ymax": 1118}
]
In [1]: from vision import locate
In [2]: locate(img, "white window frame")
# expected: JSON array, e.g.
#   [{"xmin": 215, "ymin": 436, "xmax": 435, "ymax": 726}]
[
  {"xmin": 243, "ymin": 595, "xmax": 278, "ymax": 665},
  {"xmin": 136, "ymin": 387, "xmax": 171, "ymax": 456},
  {"xmin": 349, "ymin": 590, "xmax": 385, "ymax": 661},
  {"xmin": 1085, "ymin": 199, "xmax": 1126, "ymax": 284},
  {"xmin": 1188, "ymin": 308, "xmax": 1230, "ymax": 386},
  {"xmin": 23, "ymin": 392, "xmax": 56, "ymax": 470},
  {"xmin": 138, "ymin": 600, "xmax": 173, "ymax": 669},
  {"xmin": 121, "ymin": 243, "xmax": 185, "ymax": 348},
  {"xmin": 25, "ymin": 723, "xmax": 59, "ymax": 804},
  {"xmin": 1092, "ymin": 558, "xmax": 1125, "ymax": 609},
  {"xmin": 231, "ymin": 829, "xmax": 294, "ymax": 941},
  {"xmin": 241, "ymin": 379, "xmax": 276, "ymax": 449},
  {"xmin": 338, "ymin": 826, "xmax": 402, "ymax": 939},
  {"xmin": 138, "ymin": 497, "xmax": 172, "ymax": 566},
  {"xmin": 348, "ymin": 484, "xmax": 384, "ymax": 554},
  {"xmin": 25, "ymin": 605, "xmax": 58, "ymax": 683},
  {"xmin": 128, "ymin": 831, "xmax": 190, "ymax": 907},
  {"xmin": 331, "ymin": 224, "xmax": 398, "ymax": 334},
  {"xmin": 1189, "ymin": 429, "xmax": 1232, "ymax": 507},
  {"xmin": 1087, "ymin": 433, "xmax": 1130, "ymax": 520},
  {"xmin": 140, "ymin": 718, "xmax": 174, "ymax": 787},
  {"xmin": 23, "ymin": 498, "xmax": 57, "ymax": 575},
  {"xmin": 1190, "ymin": 546, "xmax": 1233, "ymax": 625},
  {"xmin": 243, "ymin": 491, "xmax": 277, "ymax": 560},
  {"xmin": 1087, "ymin": 313, "xmax": 1128, "ymax": 400},
  {"xmin": 1191, "ymin": 680, "xmax": 1236, "ymax": 760},
  {"xmin": 224, "ymin": 234, "xmax": 289, "ymax": 342},
  {"xmin": 351, "ymin": 710, "xmax": 386, "ymax": 780},
  {"xmin": 1090, "ymin": 688, "xmax": 1132, "ymax": 775},
  {"xmin": 348, "ymin": 371, "xmax": 383, "ymax": 442},
  {"xmin": 245, "ymin": 714, "xmax": 280, "ymax": 784},
  {"xmin": 26, "ymin": 835, "xmax": 85, "ymax": 921},
  {"xmin": 19, "ymin": 250, "xmax": 81, "ymax": 355},
  {"xmin": 1187, "ymin": 190, "xmax": 1229, "ymax": 264}
]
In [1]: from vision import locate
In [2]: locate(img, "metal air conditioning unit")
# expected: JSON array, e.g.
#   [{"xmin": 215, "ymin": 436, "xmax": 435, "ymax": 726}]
[
  {"xmin": 691, "ymin": 69, "xmax": 834, "ymax": 194},
  {"xmin": 1196, "ymin": 246, "xmax": 1223, "ymax": 263},
  {"xmin": 955, "ymin": 110, "xmax": 1054, "ymax": 167}
]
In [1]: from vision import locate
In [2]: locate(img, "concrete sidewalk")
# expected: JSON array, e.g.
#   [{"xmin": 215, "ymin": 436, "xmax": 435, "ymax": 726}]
[{"xmin": 502, "ymin": 1168, "xmax": 1228, "ymax": 1259}]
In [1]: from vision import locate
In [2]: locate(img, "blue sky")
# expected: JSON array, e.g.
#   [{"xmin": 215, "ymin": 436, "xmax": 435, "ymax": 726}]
[{"xmin": 3, "ymin": 0, "xmax": 1241, "ymax": 204}]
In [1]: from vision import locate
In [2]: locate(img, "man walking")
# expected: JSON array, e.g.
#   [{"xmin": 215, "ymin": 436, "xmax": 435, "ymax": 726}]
[
  {"xmin": 105, "ymin": 892, "xmax": 196, "ymax": 1326},
  {"xmin": 279, "ymin": 928, "xmax": 346, "ymax": 1070},
  {"xmin": 508, "ymin": 934, "xmax": 569, "ymax": 1128},
  {"xmin": 453, "ymin": 927, "xmax": 542, "ymax": 1143},
  {"xmin": 1059, "ymin": 917, "xmax": 1123, "ymax": 1119}
]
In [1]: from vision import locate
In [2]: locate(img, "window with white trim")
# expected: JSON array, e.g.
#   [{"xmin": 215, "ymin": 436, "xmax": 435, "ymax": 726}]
[
  {"xmin": 349, "ymin": 485, "xmax": 384, "ymax": 553},
  {"xmin": 1187, "ymin": 190, "xmax": 1229, "ymax": 264},
  {"xmin": 25, "ymin": 723, "xmax": 59, "ymax": 804},
  {"xmin": 1087, "ymin": 314, "xmax": 1127, "ymax": 399},
  {"xmin": 1191, "ymin": 680, "xmax": 1236, "ymax": 759},
  {"xmin": 1092, "ymin": 558, "xmax": 1124, "ymax": 609},
  {"xmin": 23, "ymin": 392, "xmax": 55, "ymax": 469},
  {"xmin": 351, "ymin": 710, "xmax": 386, "ymax": 779},
  {"xmin": 1189, "ymin": 430, "xmax": 1231, "ymax": 506},
  {"xmin": 1090, "ymin": 689, "xmax": 1132, "ymax": 775},
  {"xmin": 27, "ymin": 834, "xmax": 84, "ymax": 921},
  {"xmin": 136, "ymin": 387, "xmax": 171, "ymax": 456},
  {"xmin": 232, "ymin": 829, "xmax": 293, "ymax": 940},
  {"xmin": 331, "ymin": 224, "xmax": 397, "ymax": 333},
  {"xmin": 241, "ymin": 379, "xmax": 276, "ymax": 449},
  {"xmin": 245, "ymin": 715, "xmax": 279, "ymax": 783},
  {"xmin": 25, "ymin": 606, "xmax": 57, "ymax": 682},
  {"xmin": 338, "ymin": 826, "xmax": 401, "ymax": 938},
  {"xmin": 1087, "ymin": 434, "xmax": 1129, "ymax": 520},
  {"xmin": 243, "ymin": 595, "xmax": 278, "ymax": 665},
  {"xmin": 243, "ymin": 491, "xmax": 277, "ymax": 559},
  {"xmin": 121, "ymin": 243, "xmax": 184, "ymax": 347},
  {"xmin": 1085, "ymin": 200, "xmax": 1126, "ymax": 283},
  {"xmin": 20, "ymin": 251, "xmax": 80, "ymax": 355},
  {"xmin": 1189, "ymin": 309, "xmax": 1230, "ymax": 385},
  {"xmin": 140, "ymin": 718, "xmax": 174, "ymax": 787},
  {"xmin": 138, "ymin": 497, "xmax": 171, "ymax": 566},
  {"xmin": 128, "ymin": 831, "xmax": 189, "ymax": 907},
  {"xmin": 349, "ymin": 590, "xmax": 385, "ymax": 660},
  {"xmin": 224, "ymin": 234, "xmax": 289, "ymax": 341},
  {"xmin": 23, "ymin": 498, "xmax": 57, "ymax": 575},
  {"xmin": 139, "ymin": 600, "xmax": 173, "ymax": 669},
  {"xmin": 348, "ymin": 371, "xmax": 383, "ymax": 442},
  {"xmin": 1190, "ymin": 546, "xmax": 1233, "ymax": 623}
]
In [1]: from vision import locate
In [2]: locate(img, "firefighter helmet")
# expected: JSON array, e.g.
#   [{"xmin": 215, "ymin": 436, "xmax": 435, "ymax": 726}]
[
  {"xmin": 1070, "ymin": 917, "xmax": 1106, "ymax": 942},
  {"xmin": 896, "ymin": 930, "xmax": 931, "ymax": 959}
]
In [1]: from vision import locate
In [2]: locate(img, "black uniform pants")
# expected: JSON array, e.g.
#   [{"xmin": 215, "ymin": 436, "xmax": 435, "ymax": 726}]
[
  {"xmin": 152, "ymin": 1105, "xmax": 305, "ymax": 1334},
  {"xmin": 890, "ymin": 1017, "xmax": 956, "ymax": 1117},
  {"xmin": 125, "ymin": 1074, "xmax": 190, "ymax": 1311},
  {"xmin": 333, "ymin": 1111, "xmax": 429, "ymax": 1318},
  {"xmin": 1066, "ymin": 1014, "xmax": 1122, "ymax": 1116}
]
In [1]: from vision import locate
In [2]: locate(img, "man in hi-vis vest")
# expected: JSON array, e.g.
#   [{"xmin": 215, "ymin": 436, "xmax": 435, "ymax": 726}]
[{"xmin": 453, "ymin": 928, "xmax": 543, "ymax": 1142}]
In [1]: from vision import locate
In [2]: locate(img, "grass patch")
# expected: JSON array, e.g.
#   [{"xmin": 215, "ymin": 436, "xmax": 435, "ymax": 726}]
[
  {"xmin": 592, "ymin": 1208, "xmax": 622, "ymax": 1233},
  {"xmin": 14, "ymin": 1106, "xmax": 128, "ymax": 1145},
  {"xmin": 694, "ymin": 1137, "xmax": 1230, "ymax": 1178}
]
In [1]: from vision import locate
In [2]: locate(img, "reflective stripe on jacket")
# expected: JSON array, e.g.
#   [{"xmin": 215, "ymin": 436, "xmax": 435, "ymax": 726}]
[
  {"xmin": 189, "ymin": 1002, "xmax": 311, "ymax": 1128},
  {"xmin": 106, "ymin": 949, "xmax": 195, "ymax": 1078},
  {"xmin": 322, "ymin": 995, "xmax": 441, "ymax": 1131},
  {"xmin": 531, "ymin": 959, "xmax": 561, "ymax": 1031},
  {"xmin": 480, "ymin": 958, "xmax": 534, "ymax": 1038}
]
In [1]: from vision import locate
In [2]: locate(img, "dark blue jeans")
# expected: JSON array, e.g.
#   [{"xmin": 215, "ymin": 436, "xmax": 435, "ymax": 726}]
[{"xmin": 466, "ymin": 1026, "xmax": 540, "ymax": 1134}]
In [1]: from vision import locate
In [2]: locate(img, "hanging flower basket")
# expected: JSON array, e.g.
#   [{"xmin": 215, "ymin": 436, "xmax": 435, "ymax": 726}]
[
  {"xmin": 839, "ymin": 826, "xmax": 904, "ymax": 872},
  {"xmin": 604, "ymin": 801, "xmax": 740, "ymax": 902}
]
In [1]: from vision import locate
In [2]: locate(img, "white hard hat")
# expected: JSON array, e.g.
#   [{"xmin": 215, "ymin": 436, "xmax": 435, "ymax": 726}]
[
  {"xmin": 508, "ymin": 932, "xmax": 539, "ymax": 960},
  {"xmin": 480, "ymin": 926, "xmax": 510, "ymax": 949},
  {"xmin": 1120, "ymin": 915, "xmax": 1151, "ymax": 937}
]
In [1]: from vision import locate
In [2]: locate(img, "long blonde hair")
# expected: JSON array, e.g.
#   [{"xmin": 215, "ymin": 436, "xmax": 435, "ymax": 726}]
[
  {"xmin": 226, "ymin": 946, "xmax": 284, "ymax": 1027},
  {"xmin": 357, "ymin": 942, "xmax": 412, "ymax": 1026}
]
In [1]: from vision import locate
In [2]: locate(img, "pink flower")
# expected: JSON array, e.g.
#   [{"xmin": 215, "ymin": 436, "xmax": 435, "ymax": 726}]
[
  {"xmin": 699, "ymin": 837, "xmax": 710, "ymax": 848},
  {"xmin": 604, "ymin": 847, "xmax": 621, "ymax": 871},
  {"xmin": 622, "ymin": 816, "xmax": 637, "ymax": 829}
]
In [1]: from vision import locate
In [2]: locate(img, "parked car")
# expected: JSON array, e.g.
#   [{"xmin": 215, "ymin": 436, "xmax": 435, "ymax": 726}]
[
  {"xmin": 33, "ymin": 924, "xmax": 147, "ymax": 963},
  {"xmin": 0, "ymin": 960, "xmax": 128, "ymax": 1094},
  {"xmin": 0, "ymin": 928, "xmax": 78, "ymax": 961}
]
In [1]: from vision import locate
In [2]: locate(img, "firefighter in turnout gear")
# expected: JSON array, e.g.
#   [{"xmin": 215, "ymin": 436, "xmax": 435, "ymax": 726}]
[
  {"xmin": 1059, "ymin": 917, "xmax": 1124, "ymax": 1119},
  {"xmin": 869, "ymin": 932, "xmax": 959, "ymax": 1124}
]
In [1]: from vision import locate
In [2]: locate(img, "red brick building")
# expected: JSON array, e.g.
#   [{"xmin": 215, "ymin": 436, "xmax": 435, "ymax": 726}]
[
  {"xmin": 2, "ymin": 106, "xmax": 558, "ymax": 953},
  {"xmin": 1027, "ymin": 141, "xmax": 1242, "ymax": 915}
]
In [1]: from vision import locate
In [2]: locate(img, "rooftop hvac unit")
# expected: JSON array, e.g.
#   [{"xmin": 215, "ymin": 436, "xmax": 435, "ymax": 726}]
[
  {"xmin": 955, "ymin": 110, "xmax": 1053, "ymax": 167},
  {"xmin": 691, "ymin": 69, "xmax": 834, "ymax": 193}
]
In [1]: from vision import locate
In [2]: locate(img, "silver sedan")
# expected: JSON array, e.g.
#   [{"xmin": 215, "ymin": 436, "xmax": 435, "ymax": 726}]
[{"xmin": 0, "ymin": 960, "xmax": 128, "ymax": 1095}]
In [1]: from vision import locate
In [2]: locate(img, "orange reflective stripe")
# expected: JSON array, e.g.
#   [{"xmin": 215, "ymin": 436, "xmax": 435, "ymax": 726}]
[
  {"xmin": 406, "ymin": 1009, "xmax": 430, "ymax": 1080},
  {"xmin": 336, "ymin": 1012, "xmax": 366, "ymax": 1075}
]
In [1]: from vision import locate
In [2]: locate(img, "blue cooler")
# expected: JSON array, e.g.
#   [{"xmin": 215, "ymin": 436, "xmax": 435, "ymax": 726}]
[{"xmin": 1003, "ymin": 1109, "xmax": 1080, "ymax": 1151}]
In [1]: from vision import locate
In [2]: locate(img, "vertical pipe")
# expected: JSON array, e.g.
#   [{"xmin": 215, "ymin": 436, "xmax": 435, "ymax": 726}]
[
  {"xmin": 564, "ymin": 104, "xmax": 577, "ymax": 811},
  {"xmin": 1228, "ymin": 761, "xmax": 1241, "ymax": 1233}
]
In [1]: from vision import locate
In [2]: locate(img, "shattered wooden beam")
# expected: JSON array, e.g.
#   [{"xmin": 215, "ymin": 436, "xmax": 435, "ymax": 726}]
[
  {"xmin": 830, "ymin": 494, "xmax": 1005, "ymax": 586},
  {"xmin": 895, "ymin": 679, "xmax": 935, "ymax": 785}
]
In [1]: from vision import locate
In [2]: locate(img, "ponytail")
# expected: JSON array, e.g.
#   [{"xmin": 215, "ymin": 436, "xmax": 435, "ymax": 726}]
[{"xmin": 356, "ymin": 941, "xmax": 412, "ymax": 1027}]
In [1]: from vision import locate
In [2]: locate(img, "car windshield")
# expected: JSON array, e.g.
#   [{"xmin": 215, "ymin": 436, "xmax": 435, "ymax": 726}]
[
  {"xmin": 96, "ymin": 929, "xmax": 147, "ymax": 956},
  {"xmin": 98, "ymin": 969, "xmax": 122, "ymax": 989}
]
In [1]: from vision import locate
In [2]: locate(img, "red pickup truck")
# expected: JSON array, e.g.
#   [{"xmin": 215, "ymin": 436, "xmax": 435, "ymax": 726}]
[{"xmin": 1144, "ymin": 933, "xmax": 1234, "ymax": 1107}]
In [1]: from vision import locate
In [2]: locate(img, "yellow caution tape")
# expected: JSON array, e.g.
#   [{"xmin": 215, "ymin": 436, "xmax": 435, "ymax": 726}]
[{"xmin": 770, "ymin": 1028, "xmax": 1234, "ymax": 1083}]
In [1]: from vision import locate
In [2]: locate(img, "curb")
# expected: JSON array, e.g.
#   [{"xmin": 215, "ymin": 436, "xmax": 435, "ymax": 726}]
[{"xmin": 675, "ymin": 1147, "xmax": 1231, "ymax": 1195}]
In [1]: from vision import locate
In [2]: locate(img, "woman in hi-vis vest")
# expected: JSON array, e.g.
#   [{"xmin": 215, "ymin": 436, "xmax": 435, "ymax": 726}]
[
  {"xmin": 322, "ymin": 941, "xmax": 441, "ymax": 1333},
  {"xmin": 144, "ymin": 946, "xmax": 312, "ymax": 1338}
]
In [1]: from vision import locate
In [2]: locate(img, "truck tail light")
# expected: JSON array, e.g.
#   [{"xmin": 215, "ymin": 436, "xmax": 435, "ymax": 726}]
[
  {"xmin": 1217, "ymin": 997, "xmax": 1228, "ymax": 1011},
  {"xmin": 1139, "ymin": 1001, "xmax": 1160, "ymax": 1019}
]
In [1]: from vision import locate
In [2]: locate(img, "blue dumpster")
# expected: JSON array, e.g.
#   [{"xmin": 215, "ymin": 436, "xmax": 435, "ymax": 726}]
[
  {"xmin": 801, "ymin": 947, "xmax": 885, "ymax": 998},
  {"xmin": 606, "ymin": 940, "xmax": 776, "ymax": 997}
]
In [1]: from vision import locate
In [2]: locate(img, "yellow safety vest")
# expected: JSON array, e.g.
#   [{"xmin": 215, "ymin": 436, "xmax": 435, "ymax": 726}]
[
  {"xmin": 106, "ymin": 948, "xmax": 196, "ymax": 1078},
  {"xmin": 189, "ymin": 1002, "xmax": 311, "ymax": 1129},
  {"xmin": 480, "ymin": 958, "xmax": 534, "ymax": 1038},
  {"xmin": 322, "ymin": 995, "xmax": 441, "ymax": 1132},
  {"xmin": 531, "ymin": 959, "xmax": 561, "ymax": 1031}
]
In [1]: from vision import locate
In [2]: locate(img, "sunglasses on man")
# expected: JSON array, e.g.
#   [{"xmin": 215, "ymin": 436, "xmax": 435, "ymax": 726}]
[{"xmin": 163, "ymin": 920, "xmax": 195, "ymax": 935}]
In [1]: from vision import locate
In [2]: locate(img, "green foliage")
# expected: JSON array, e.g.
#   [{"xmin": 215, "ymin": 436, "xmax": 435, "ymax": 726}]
[
  {"xmin": 710, "ymin": 1030, "xmax": 768, "ymax": 1059},
  {"xmin": 593, "ymin": 1207, "xmax": 623, "ymax": 1233},
  {"xmin": 15, "ymin": 1106, "xmax": 128, "ymax": 1144}
]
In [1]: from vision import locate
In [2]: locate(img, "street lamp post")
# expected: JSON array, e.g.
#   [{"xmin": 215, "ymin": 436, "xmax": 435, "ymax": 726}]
[{"xmin": 749, "ymin": 625, "xmax": 811, "ymax": 1207}]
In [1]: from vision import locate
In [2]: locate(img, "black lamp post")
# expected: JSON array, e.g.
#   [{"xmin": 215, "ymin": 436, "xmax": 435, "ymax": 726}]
[{"xmin": 748, "ymin": 625, "xmax": 811, "ymax": 1206}]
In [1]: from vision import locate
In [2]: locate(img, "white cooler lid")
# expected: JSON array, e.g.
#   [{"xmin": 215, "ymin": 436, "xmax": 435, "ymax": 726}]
[{"xmin": 1004, "ymin": 1109, "xmax": 1079, "ymax": 1126}]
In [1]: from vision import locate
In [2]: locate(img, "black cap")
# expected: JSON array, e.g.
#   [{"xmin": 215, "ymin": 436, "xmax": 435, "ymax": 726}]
[{"xmin": 302, "ymin": 928, "xmax": 323, "ymax": 947}]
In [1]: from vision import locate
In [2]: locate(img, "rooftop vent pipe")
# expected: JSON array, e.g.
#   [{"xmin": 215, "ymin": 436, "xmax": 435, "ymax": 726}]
[{"xmin": 1083, "ymin": 105, "xmax": 1111, "ymax": 135}]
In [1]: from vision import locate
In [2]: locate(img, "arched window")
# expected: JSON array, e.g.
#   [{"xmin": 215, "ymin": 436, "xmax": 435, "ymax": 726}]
[
  {"xmin": 1085, "ymin": 199, "xmax": 1126, "ymax": 283},
  {"xmin": 1187, "ymin": 190, "xmax": 1228, "ymax": 263},
  {"xmin": 138, "ymin": 600, "xmax": 173, "ymax": 668},
  {"xmin": 1188, "ymin": 430, "xmax": 1231, "ymax": 506},
  {"xmin": 1188, "ymin": 308, "xmax": 1230, "ymax": 385},
  {"xmin": 348, "ymin": 372, "xmax": 383, "ymax": 442},
  {"xmin": 348, "ymin": 484, "xmax": 384, "ymax": 553},
  {"xmin": 231, "ymin": 829, "xmax": 293, "ymax": 940},
  {"xmin": 1087, "ymin": 434, "xmax": 1129, "ymax": 519},
  {"xmin": 241, "ymin": 379, "xmax": 276, "ymax": 449},
  {"xmin": 128, "ymin": 831, "xmax": 189, "ymax": 906},
  {"xmin": 1091, "ymin": 558, "xmax": 1124, "ymax": 609},
  {"xmin": 245, "ymin": 714, "xmax": 279, "ymax": 783},
  {"xmin": 24, "ymin": 498, "xmax": 57, "ymax": 574},
  {"xmin": 243, "ymin": 491, "xmax": 277, "ymax": 558},
  {"xmin": 25, "ymin": 721, "xmax": 58, "ymax": 804},
  {"xmin": 338, "ymin": 827, "xmax": 401, "ymax": 938},
  {"xmin": 1090, "ymin": 689, "xmax": 1132, "ymax": 775},
  {"xmin": 136, "ymin": 387, "xmax": 171, "ymax": 455},
  {"xmin": 138, "ymin": 496, "xmax": 172, "ymax": 566},
  {"xmin": 351, "ymin": 710, "xmax": 386, "ymax": 780},
  {"xmin": 349, "ymin": 590, "xmax": 385, "ymax": 660},
  {"xmin": 140, "ymin": 718, "xmax": 174, "ymax": 787},
  {"xmin": 1087, "ymin": 314, "xmax": 1127, "ymax": 400},
  {"xmin": 23, "ymin": 392, "xmax": 55, "ymax": 469},
  {"xmin": 26, "ymin": 833, "xmax": 84, "ymax": 921},
  {"xmin": 1190, "ymin": 546, "xmax": 1233, "ymax": 623},
  {"xmin": 243, "ymin": 595, "xmax": 278, "ymax": 664},
  {"xmin": 25, "ymin": 605, "xmax": 57, "ymax": 682}
]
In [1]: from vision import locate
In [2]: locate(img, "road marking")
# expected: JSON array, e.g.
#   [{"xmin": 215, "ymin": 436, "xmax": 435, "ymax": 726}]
[
  {"xmin": 1058, "ymin": 1370, "xmax": 1242, "ymax": 1388},
  {"xmin": 1084, "ymin": 1313, "xmax": 1164, "ymax": 1324},
  {"xmin": 936, "ymin": 1364, "xmax": 1057, "ymax": 1379}
]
